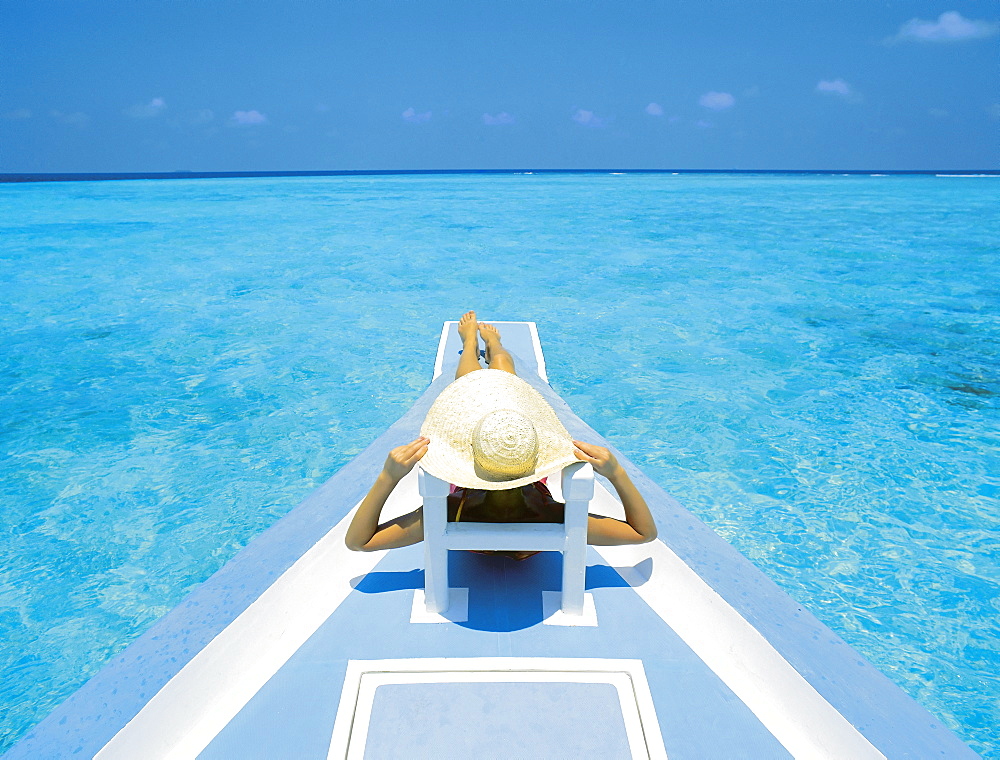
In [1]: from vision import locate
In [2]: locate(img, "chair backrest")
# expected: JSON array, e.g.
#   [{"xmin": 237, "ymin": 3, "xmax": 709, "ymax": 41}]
[{"xmin": 419, "ymin": 462, "xmax": 594, "ymax": 615}]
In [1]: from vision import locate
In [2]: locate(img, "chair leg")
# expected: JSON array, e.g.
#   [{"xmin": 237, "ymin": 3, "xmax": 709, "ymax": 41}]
[
  {"xmin": 424, "ymin": 542, "xmax": 450, "ymax": 614},
  {"xmin": 419, "ymin": 469, "xmax": 453, "ymax": 614},
  {"xmin": 560, "ymin": 463, "xmax": 593, "ymax": 616},
  {"xmin": 561, "ymin": 533, "xmax": 587, "ymax": 615}
]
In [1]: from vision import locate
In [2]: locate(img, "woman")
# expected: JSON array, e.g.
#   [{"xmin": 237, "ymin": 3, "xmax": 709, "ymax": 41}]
[{"xmin": 345, "ymin": 311, "xmax": 657, "ymax": 553}]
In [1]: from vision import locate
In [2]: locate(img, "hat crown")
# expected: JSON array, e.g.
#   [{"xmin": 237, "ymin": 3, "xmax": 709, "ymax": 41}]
[{"xmin": 471, "ymin": 409, "xmax": 538, "ymax": 480}]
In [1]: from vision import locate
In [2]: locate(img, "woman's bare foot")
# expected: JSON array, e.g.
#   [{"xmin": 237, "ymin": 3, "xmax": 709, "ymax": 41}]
[
  {"xmin": 454, "ymin": 311, "xmax": 486, "ymax": 379},
  {"xmin": 457, "ymin": 311, "xmax": 479, "ymax": 344},
  {"xmin": 479, "ymin": 322, "xmax": 502, "ymax": 364}
]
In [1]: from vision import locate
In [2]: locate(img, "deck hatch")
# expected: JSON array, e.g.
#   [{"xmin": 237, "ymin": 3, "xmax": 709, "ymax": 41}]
[{"xmin": 328, "ymin": 658, "xmax": 667, "ymax": 759}]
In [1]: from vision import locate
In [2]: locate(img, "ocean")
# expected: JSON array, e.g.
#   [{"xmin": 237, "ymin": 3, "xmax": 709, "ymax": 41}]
[{"xmin": 1, "ymin": 172, "xmax": 997, "ymax": 754}]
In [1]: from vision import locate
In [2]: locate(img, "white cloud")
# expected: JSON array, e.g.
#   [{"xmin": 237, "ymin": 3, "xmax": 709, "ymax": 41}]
[
  {"xmin": 743, "ymin": 85, "xmax": 761, "ymax": 98},
  {"xmin": 572, "ymin": 109, "xmax": 610, "ymax": 128},
  {"xmin": 402, "ymin": 107, "xmax": 431, "ymax": 124},
  {"xmin": 645, "ymin": 102, "xmax": 664, "ymax": 117},
  {"xmin": 482, "ymin": 112, "xmax": 515, "ymax": 125},
  {"xmin": 231, "ymin": 110, "xmax": 267, "ymax": 126},
  {"xmin": 125, "ymin": 97, "xmax": 167, "ymax": 119},
  {"xmin": 695, "ymin": 119, "xmax": 714, "ymax": 129},
  {"xmin": 3, "ymin": 108, "xmax": 32, "ymax": 120},
  {"xmin": 698, "ymin": 91, "xmax": 734, "ymax": 111},
  {"xmin": 816, "ymin": 78, "xmax": 852, "ymax": 96},
  {"xmin": 891, "ymin": 11, "xmax": 998, "ymax": 42},
  {"xmin": 50, "ymin": 110, "xmax": 89, "ymax": 126}
]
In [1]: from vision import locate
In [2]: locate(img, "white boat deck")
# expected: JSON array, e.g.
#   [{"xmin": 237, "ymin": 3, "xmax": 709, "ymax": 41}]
[{"xmin": 5, "ymin": 322, "xmax": 977, "ymax": 759}]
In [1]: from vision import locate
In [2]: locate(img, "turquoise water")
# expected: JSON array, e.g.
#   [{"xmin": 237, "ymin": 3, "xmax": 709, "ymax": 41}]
[{"xmin": 1, "ymin": 174, "xmax": 997, "ymax": 755}]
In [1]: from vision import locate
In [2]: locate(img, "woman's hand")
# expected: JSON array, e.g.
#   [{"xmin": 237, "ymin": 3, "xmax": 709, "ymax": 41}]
[
  {"xmin": 346, "ymin": 436, "xmax": 429, "ymax": 552},
  {"xmin": 575, "ymin": 439, "xmax": 658, "ymax": 546},
  {"xmin": 382, "ymin": 436, "xmax": 429, "ymax": 482},
  {"xmin": 572, "ymin": 440, "xmax": 623, "ymax": 481}
]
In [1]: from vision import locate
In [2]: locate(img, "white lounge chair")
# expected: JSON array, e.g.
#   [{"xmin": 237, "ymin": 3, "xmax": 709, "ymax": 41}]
[{"xmin": 419, "ymin": 461, "xmax": 594, "ymax": 616}]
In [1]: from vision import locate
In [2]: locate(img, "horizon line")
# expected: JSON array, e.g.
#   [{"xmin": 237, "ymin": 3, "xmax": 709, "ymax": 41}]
[{"xmin": 2, "ymin": 168, "xmax": 998, "ymax": 184}]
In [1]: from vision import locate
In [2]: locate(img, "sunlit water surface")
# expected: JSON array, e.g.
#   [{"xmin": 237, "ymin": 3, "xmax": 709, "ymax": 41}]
[{"xmin": 1, "ymin": 174, "xmax": 998, "ymax": 755}]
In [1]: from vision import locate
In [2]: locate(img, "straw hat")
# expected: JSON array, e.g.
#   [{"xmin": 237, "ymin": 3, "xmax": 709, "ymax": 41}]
[{"xmin": 419, "ymin": 369, "xmax": 578, "ymax": 490}]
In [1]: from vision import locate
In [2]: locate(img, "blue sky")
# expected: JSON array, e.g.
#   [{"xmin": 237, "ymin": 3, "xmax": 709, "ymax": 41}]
[{"xmin": 2, "ymin": 0, "xmax": 997, "ymax": 171}]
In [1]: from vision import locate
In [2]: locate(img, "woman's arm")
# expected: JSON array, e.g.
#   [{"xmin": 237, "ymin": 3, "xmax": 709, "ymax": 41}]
[
  {"xmin": 345, "ymin": 437, "xmax": 428, "ymax": 552},
  {"xmin": 573, "ymin": 440, "xmax": 658, "ymax": 546}
]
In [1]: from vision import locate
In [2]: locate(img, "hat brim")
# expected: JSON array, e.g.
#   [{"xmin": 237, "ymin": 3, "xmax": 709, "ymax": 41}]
[{"xmin": 419, "ymin": 370, "xmax": 578, "ymax": 490}]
